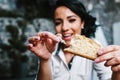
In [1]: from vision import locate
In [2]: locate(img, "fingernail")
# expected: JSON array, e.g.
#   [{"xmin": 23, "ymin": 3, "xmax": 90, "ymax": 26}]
[
  {"xmin": 35, "ymin": 37, "xmax": 40, "ymax": 40},
  {"xmin": 27, "ymin": 44, "xmax": 33, "ymax": 49},
  {"xmin": 35, "ymin": 37, "xmax": 38, "ymax": 40},
  {"xmin": 94, "ymin": 58, "xmax": 100, "ymax": 63},
  {"xmin": 98, "ymin": 50, "xmax": 103, "ymax": 55},
  {"xmin": 44, "ymin": 33, "xmax": 48, "ymax": 37},
  {"xmin": 54, "ymin": 40, "xmax": 59, "ymax": 43},
  {"xmin": 55, "ymin": 38, "xmax": 60, "ymax": 42}
]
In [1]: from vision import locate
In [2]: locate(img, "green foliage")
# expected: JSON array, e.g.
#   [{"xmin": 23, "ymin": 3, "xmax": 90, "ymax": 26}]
[
  {"xmin": 0, "ymin": 19, "xmax": 28, "ymax": 63},
  {"xmin": 6, "ymin": 25, "xmax": 19, "ymax": 39}
]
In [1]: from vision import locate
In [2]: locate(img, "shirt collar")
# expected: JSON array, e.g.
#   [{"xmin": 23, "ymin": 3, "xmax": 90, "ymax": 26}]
[{"xmin": 53, "ymin": 43, "xmax": 68, "ymax": 67}]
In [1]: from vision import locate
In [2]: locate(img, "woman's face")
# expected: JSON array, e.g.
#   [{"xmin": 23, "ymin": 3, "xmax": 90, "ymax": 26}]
[{"xmin": 54, "ymin": 6, "xmax": 84, "ymax": 47}]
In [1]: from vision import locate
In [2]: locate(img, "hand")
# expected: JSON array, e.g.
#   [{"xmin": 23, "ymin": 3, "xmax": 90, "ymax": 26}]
[
  {"xmin": 95, "ymin": 45, "xmax": 120, "ymax": 72},
  {"xmin": 28, "ymin": 31, "xmax": 60, "ymax": 61}
]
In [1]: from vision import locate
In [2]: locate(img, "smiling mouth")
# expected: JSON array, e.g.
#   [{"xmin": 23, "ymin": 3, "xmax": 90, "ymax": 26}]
[{"xmin": 62, "ymin": 33, "xmax": 73, "ymax": 41}]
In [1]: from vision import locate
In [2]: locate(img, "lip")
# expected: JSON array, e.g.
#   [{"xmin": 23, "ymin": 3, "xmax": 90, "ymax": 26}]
[{"xmin": 62, "ymin": 33, "xmax": 74, "ymax": 41}]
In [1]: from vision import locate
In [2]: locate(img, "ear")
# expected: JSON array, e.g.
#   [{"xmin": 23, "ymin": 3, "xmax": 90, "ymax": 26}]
[{"xmin": 81, "ymin": 21, "xmax": 85, "ymax": 29}]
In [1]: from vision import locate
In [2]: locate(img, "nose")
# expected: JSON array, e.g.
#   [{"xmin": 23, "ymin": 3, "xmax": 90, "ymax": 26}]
[{"xmin": 62, "ymin": 21, "xmax": 69, "ymax": 32}]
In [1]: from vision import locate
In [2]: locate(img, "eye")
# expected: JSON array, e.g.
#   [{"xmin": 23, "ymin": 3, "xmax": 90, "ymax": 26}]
[
  {"xmin": 55, "ymin": 21, "xmax": 61, "ymax": 26},
  {"xmin": 69, "ymin": 19, "xmax": 76, "ymax": 23}
]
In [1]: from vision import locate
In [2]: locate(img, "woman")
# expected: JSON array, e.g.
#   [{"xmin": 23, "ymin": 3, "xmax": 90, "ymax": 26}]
[{"xmin": 28, "ymin": 0, "xmax": 120, "ymax": 80}]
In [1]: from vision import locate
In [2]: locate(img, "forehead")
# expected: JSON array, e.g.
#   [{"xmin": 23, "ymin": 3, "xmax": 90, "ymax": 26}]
[{"xmin": 55, "ymin": 6, "xmax": 78, "ymax": 18}]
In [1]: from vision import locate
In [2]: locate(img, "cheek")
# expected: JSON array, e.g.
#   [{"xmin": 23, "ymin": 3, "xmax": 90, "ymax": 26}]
[
  {"xmin": 73, "ymin": 24, "xmax": 82, "ymax": 34},
  {"xmin": 75, "ymin": 21, "xmax": 84, "ymax": 34},
  {"xmin": 55, "ymin": 26, "xmax": 61, "ymax": 33}
]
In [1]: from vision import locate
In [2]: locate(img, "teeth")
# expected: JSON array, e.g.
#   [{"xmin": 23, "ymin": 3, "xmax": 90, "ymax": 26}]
[{"xmin": 63, "ymin": 34, "xmax": 71, "ymax": 37}]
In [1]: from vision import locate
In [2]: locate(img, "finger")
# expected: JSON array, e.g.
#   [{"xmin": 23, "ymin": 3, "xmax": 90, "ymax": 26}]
[
  {"xmin": 27, "ymin": 43, "xmax": 41, "ymax": 55},
  {"xmin": 28, "ymin": 36, "xmax": 40, "ymax": 43},
  {"xmin": 111, "ymin": 65, "xmax": 120, "ymax": 72},
  {"xmin": 98, "ymin": 45, "xmax": 120, "ymax": 55},
  {"xmin": 38, "ymin": 31, "xmax": 60, "ymax": 42},
  {"xmin": 104, "ymin": 50, "xmax": 120, "ymax": 66},
  {"xmin": 27, "ymin": 44, "xmax": 37, "ymax": 52},
  {"xmin": 27, "ymin": 44, "xmax": 33, "ymax": 49},
  {"xmin": 105, "ymin": 56, "xmax": 120, "ymax": 67},
  {"xmin": 94, "ymin": 52, "xmax": 114, "ymax": 63},
  {"xmin": 45, "ymin": 38, "xmax": 57, "ymax": 53}
]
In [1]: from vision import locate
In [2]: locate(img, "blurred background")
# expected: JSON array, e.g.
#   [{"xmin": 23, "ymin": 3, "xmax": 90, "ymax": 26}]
[{"xmin": 0, "ymin": 0, "xmax": 120, "ymax": 80}]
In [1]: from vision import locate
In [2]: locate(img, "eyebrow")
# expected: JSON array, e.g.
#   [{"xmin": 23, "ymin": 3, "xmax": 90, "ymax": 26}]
[
  {"xmin": 55, "ymin": 15, "xmax": 77, "ymax": 21},
  {"xmin": 67, "ymin": 15, "xmax": 77, "ymax": 18}
]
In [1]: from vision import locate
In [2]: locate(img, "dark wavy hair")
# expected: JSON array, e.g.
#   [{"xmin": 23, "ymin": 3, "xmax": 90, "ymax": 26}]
[{"xmin": 52, "ymin": 0, "xmax": 97, "ymax": 38}]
